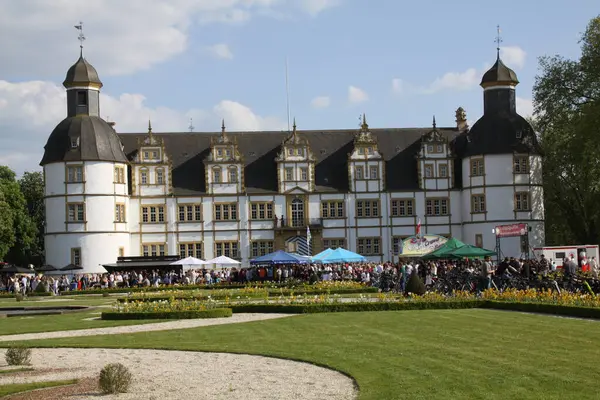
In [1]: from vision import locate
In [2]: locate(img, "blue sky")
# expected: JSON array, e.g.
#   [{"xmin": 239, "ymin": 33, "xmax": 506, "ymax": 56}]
[{"xmin": 0, "ymin": 0, "xmax": 597, "ymax": 173}]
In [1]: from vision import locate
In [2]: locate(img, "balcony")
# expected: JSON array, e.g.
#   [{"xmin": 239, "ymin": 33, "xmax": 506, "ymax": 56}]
[{"xmin": 274, "ymin": 217, "xmax": 323, "ymax": 230}]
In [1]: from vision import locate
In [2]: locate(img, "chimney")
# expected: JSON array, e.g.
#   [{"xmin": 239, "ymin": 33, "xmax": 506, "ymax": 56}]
[{"xmin": 455, "ymin": 107, "xmax": 468, "ymax": 133}]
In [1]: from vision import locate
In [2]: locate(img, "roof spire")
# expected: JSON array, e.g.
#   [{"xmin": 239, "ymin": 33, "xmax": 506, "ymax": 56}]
[
  {"xmin": 361, "ymin": 113, "xmax": 369, "ymax": 131},
  {"xmin": 495, "ymin": 25, "xmax": 502, "ymax": 59},
  {"xmin": 221, "ymin": 118, "xmax": 226, "ymax": 133},
  {"xmin": 74, "ymin": 22, "xmax": 85, "ymax": 57},
  {"xmin": 188, "ymin": 118, "xmax": 194, "ymax": 132},
  {"xmin": 432, "ymin": 115, "xmax": 437, "ymax": 129},
  {"xmin": 292, "ymin": 117, "xmax": 297, "ymax": 134},
  {"xmin": 148, "ymin": 119, "xmax": 153, "ymax": 136}
]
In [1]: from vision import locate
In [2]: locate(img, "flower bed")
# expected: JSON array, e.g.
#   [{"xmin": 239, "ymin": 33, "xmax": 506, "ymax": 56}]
[{"xmin": 101, "ymin": 308, "xmax": 232, "ymax": 320}]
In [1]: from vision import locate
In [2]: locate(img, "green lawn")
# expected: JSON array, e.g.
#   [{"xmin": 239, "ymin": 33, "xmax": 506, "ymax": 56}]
[
  {"xmin": 0, "ymin": 296, "xmax": 117, "ymax": 307},
  {"xmin": 6, "ymin": 309, "xmax": 600, "ymax": 400},
  {"xmin": 0, "ymin": 311, "xmax": 163, "ymax": 336},
  {"xmin": 0, "ymin": 379, "xmax": 78, "ymax": 396}
]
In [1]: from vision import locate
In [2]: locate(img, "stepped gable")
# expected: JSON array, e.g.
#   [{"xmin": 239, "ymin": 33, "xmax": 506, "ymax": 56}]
[{"xmin": 118, "ymin": 126, "xmax": 459, "ymax": 195}]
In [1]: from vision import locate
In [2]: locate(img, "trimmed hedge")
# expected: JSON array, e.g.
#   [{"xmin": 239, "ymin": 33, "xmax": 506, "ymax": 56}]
[
  {"xmin": 101, "ymin": 308, "xmax": 232, "ymax": 320},
  {"xmin": 0, "ymin": 292, "xmax": 53, "ymax": 299},
  {"xmin": 117, "ymin": 287, "xmax": 378, "ymax": 303},
  {"xmin": 482, "ymin": 301, "xmax": 600, "ymax": 319},
  {"xmin": 230, "ymin": 300, "xmax": 485, "ymax": 314}
]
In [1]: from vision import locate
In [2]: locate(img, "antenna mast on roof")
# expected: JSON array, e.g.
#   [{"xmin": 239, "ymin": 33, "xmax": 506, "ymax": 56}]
[
  {"xmin": 188, "ymin": 118, "xmax": 195, "ymax": 132},
  {"xmin": 285, "ymin": 57, "xmax": 291, "ymax": 133},
  {"xmin": 74, "ymin": 21, "xmax": 85, "ymax": 55}
]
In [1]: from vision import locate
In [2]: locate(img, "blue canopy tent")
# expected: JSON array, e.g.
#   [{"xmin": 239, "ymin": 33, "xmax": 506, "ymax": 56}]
[
  {"xmin": 250, "ymin": 250, "xmax": 309, "ymax": 265},
  {"xmin": 311, "ymin": 248, "xmax": 334, "ymax": 262},
  {"xmin": 318, "ymin": 248, "xmax": 366, "ymax": 264}
]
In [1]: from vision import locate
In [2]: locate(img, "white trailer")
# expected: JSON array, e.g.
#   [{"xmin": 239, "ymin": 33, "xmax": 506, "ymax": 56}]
[{"xmin": 532, "ymin": 245, "xmax": 599, "ymax": 268}]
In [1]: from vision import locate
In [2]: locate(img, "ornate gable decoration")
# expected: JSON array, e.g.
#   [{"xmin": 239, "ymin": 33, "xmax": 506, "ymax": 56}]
[
  {"xmin": 276, "ymin": 119, "xmax": 315, "ymax": 162},
  {"xmin": 206, "ymin": 120, "xmax": 243, "ymax": 163},
  {"xmin": 354, "ymin": 114, "xmax": 377, "ymax": 146},
  {"xmin": 134, "ymin": 120, "xmax": 167, "ymax": 163},
  {"xmin": 422, "ymin": 116, "xmax": 445, "ymax": 143},
  {"xmin": 136, "ymin": 120, "xmax": 164, "ymax": 147}
]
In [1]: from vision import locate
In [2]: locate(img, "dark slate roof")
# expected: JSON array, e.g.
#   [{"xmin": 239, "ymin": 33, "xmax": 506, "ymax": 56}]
[
  {"xmin": 63, "ymin": 54, "xmax": 102, "ymax": 87},
  {"xmin": 480, "ymin": 56, "xmax": 519, "ymax": 87},
  {"xmin": 454, "ymin": 113, "xmax": 541, "ymax": 157},
  {"xmin": 118, "ymin": 128, "xmax": 460, "ymax": 195},
  {"xmin": 40, "ymin": 115, "xmax": 128, "ymax": 165}
]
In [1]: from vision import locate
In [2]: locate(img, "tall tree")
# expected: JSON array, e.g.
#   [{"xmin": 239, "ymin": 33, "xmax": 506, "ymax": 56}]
[
  {"xmin": 0, "ymin": 190, "xmax": 15, "ymax": 261},
  {"xmin": 533, "ymin": 15, "xmax": 600, "ymax": 245},
  {"xmin": 19, "ymin": 171, "xmax": 45, "ymax": 262},
  {"xmin": 0, "ymin": 166, "xmax": 37, "ymax": 265}
]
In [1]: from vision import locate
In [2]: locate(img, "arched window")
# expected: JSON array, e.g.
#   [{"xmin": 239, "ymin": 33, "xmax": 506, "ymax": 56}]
[
  {"xmin": 228, "ymin": 167, "xmax": 238, "ymax": 183},
  {"xmin": 212, "ymin": 167, "xmax": 222, "ymax": 183}
]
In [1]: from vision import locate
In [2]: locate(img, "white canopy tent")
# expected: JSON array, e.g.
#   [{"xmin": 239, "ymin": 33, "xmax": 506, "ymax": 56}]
[
  {"xmin": 204, "ymin": 255, "xmax": 241, "ymax": 268},
  {"xmin": 170, "ymin": 256, "xmax": 207, "ymax": 270}
]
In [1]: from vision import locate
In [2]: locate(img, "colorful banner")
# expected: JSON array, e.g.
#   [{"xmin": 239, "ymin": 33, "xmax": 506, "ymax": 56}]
[
  {"xmin": 495, "ymin": 223, "xmax": 528, "ymax": 238},
  {"xmin": 401, "ymin": 235, "xmax": 448, "ymax": 257}
]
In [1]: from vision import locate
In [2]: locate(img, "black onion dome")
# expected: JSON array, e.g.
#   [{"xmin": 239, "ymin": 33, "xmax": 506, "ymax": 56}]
[
  {"xmin": 63, "ymin": 54, "xmax": 102, "ymax": 88},
  {"xmin": 457, "ymin": 113, "xmax": 541, "ymax": 157},
  {"xmin": 40, "ymin": 115, "xmax": 127, "ymax": 165},
  {"xmin": 480, "ymin": 56, "xmax": 519, "ymax": 87}
]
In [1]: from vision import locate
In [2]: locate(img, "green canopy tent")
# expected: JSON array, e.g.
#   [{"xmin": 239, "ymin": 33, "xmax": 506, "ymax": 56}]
[
  {"xmin": 421, "ymin": 237, "xmax": 467, "ymax": 260},
  {"xmin": 448, "ymin": 245, "xmax": 496, "ymax": 258}
]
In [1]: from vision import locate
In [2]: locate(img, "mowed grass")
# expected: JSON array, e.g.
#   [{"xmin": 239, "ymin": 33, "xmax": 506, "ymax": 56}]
[
  {"xmin": 6, "ymin": 309, "xmax": 600, "ymax": 400},
  {"xmin": 0, "ymin": 379, "xmax": 78, "ymax": 396},
  {"xmin": 0, "ymin": 296, "xmax": 118, "ymax": 307}
]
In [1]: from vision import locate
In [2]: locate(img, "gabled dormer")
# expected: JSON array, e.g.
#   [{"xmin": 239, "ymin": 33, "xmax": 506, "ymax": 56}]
[
  {"xmin": 276, "ymin": 119, "xmax": 315, "ymax": 193},
  {"xmin": 348, "ymin": 114, "xmax": 384, "ymax": 192},
  {"xmin": 416, "ymin": 116, "xmax": 454, "ymax": 190},
  {"xmin": 205, "ymin": 120, "xmax": 244, "ymax": 195},
  {"xmin": 131, "ymin": 121, "xmax": 172, "ymax": 196}
]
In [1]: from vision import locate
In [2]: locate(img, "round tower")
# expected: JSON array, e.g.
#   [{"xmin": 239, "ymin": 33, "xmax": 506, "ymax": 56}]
[
  {"xmin": 457, "ymin": 51, "xmax": 544, "ymax": 259},
  {"xmin": 40, "ymin": 50, "xmax": 130, "ymax": 273}
]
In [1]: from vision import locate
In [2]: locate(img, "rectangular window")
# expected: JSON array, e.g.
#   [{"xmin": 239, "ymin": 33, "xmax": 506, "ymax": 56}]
[
  {"xmin": 251, "ymin": 241, "xmax": 274, "ymax": 257},
  {"xmin": 357, "ymin": 237, "xmax": 381, "ymax": 255},
  {"xmin": 356, "ymin": 200, "xmax": 380, "ymax": 218},
  {"xmin": 214, "ymin": 203, "xmax": 238, "ymax": 221},
  {"xmin": 439, "ymin": 164, "xmax": 448, "ymax": 178},
  {"xmin": 355, "ymin": 166, "xmax": 364, "ymax": 179},
  {"xmin": 321, "ymin": 201, "xmax": 345, "ymax": 218},
  {"xmin": 215, "ymin": 241, "xmax": 239, "ymax": 258},
  {"xmin": 300, "ymin": 167, "xmax": 308, "ymax": 181},
  {"xmin": 141, "ymin": 205, "xmax": 166, "ymax": 223},
  {"xmin": 177, "ymin": 204, "xmax": 202, "ymax": 222},
  {"xmin": 156, "ymin": 168, "xmax": 164, "ymax": 184},
  {"xmin": 213, "ymin": 168, "xmax": 221, "ymax": 183},
  {"xmin": 118, "ymin": 247, "xmax": 125, "ymax": 257},
  {"xmin": 323, "ymin": 239, "xmax": 345, "ymax": 249},
  {"xmin": 470, "ymin": 158, "xmax": 485, "ymax": 176},
  {"xmin": 114, "ymin": 166, "xmax": 125, "ymax": 184},
  {"xmin": 140, "ymin": 169, "xmax": 148, "ymax": 185},
  {"xmin": 425, "ymin": 198, "xmax": 449, "ymax": 216},
  {"xmin": 285, "ymin": 167, "xmax": 293, "ymax": 181},
  {"xmin": 178, "ymin": 242, "xmax": 203, "ymax": 259},
  {"xmin": 475, "ymin": 234, "xmax": 483, "ymax": 248},
  {"xmin": 424, "ymin": 164, "xmax": 433, "ymax": 178},
  {"xmin": 513, "ymin": 156, "xmax": 529, "ymax": 174},
  {"xmin": 392, "ymin": 236, "xmax": 407, "ymax": 255},
  {"xmin": 66, "ymin": 203, "xmax": 85, "ymax": 222},
  {"xmin": 71, "ymin": 248, "xmax": 81, "ymax": 266},
  {"xmin": 250, "ymin": 202, "xmax": 274, "ymax": 220},
  {"xmin": 115, "ymin": 203, "xmax": 126, "ymax": 222},
  {"xmin": 76, "ymin": 91, "xmax": 87, "ymax": 106},
  {"xmin": 471, "ymin": 194, "xmax": 486, "ymax": 213},
  {"xmin": 369, "ymin": 165, "xmax": 378, "ymax": 179},
  {"xmin": 66, "ymin": 165, "xmax": 83, "ymax": 183},
  {"xmin": 142, "ymin": 149, "xmax": 160, "ymax": 161},
  {"xmin": 390, "ymin": 199, "xmax": 414, "ymax": 217},
  {"xmin": 515, "ymin": 192, "xmax": 530, "ymax": 211},
  {"xmin": 142, "ymin": 243, "xmax": 166, "ymax": 257},
  {"xmin": 228, "ymin": 168, "xmax": 238, "ymax": 183}
]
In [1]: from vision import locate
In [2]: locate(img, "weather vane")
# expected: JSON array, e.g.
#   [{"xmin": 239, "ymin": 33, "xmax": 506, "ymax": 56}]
[
  {"xmin": 188, "ymin": 118, "xmax": 195, "ymax": 132},
  {"xmin": 495, "ymin": 25, "xmax": 503, "ymax": 56},
  {"xmin": 74, "ymin": 21, "xmax": 85, "ymax": 53}
]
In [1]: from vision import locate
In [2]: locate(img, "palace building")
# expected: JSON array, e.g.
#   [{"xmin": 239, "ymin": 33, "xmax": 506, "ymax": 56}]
[{"xmin": 41, "ymin": 49, "xmax": 545, "ymax": 273}]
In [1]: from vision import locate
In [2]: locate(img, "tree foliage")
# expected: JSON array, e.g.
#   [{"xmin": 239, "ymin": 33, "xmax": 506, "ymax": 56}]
[
  {"xmin": 534, "ymin": 15, "xmax": 600, "ymax": 244},
  {"xmin": 19, "ymin": 171, "xmax": 45, "ymax": 260}
]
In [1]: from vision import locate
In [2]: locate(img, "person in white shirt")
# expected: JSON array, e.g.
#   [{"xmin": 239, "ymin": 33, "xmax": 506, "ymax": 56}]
[{"xmin": 590, "ymin": 256, "xmax": 598, "ymax": 279}]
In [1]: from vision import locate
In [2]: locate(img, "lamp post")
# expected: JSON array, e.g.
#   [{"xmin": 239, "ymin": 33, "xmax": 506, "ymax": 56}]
[{"xmin": 492, "ymin": 228, "xmax": 500, "ymax": 264}]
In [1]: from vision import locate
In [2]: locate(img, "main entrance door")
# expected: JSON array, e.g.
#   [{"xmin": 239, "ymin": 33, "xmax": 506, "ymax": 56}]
[{"xmin": 290, "ymin": 198, "xmax": 304, "ymax": 227}]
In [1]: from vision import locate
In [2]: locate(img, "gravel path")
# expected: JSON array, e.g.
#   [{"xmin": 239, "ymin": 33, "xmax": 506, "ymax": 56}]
[
  {"xmin": 0, "ymin": 313, "xmax": 293, "ymax": 342},
  {"xmin": 0, "ymin": 348, "xmax": 358, "ymax": 400}
]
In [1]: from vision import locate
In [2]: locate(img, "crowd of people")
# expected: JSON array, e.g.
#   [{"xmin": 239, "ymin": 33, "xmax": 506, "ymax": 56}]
[{"xmin": 1, "ymin": 254, "xmax": 597, "ymax": 295}]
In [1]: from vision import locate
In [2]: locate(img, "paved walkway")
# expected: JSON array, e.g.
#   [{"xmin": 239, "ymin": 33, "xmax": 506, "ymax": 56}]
[{"xmin": 0, "ymin": 313, "xmax": 293, "ymax": 342}]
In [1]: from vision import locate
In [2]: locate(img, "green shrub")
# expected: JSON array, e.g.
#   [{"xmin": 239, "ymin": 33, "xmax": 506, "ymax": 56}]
[
  {"xmin": 102, "ymin": 292, "xmax": 110, "ymax": 297},
  {"xmin": 405, "ymin": 273, "xmax": 426, "ymax": 296},
  {"xmin": 98, "ymin": 363, "xmax": 132, "ymax": 394},
  {"xmin": 34, "ymin": 282, "xmax": 49, "ymax": 294},
  {"xmin": 5, "ymin": 346, "xmax": 32, "ymax": 366},
  {"xmin": 482, "ymin": 301, "xmax": 600, "ymax": 319},
  {"xmin": 14, "ymin": 294, "xmax": 24, "ymax": 302},
  {"xmin": 101, "ymin": 308, "xmax": 233, "ymax": 320},
  {"xmin": 230, "ymin": 301, "xmax": 483, "ymax": 314}
]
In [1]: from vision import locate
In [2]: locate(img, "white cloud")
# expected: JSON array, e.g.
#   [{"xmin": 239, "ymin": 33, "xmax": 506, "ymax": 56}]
[
  {"xmin": 310, "ymin": 96, "xmax": 331, "ymax": 109},
  {"xmin": 391, "ymin": 78, "xmax": 404, "ymax": 94},
  {"xmin": 348, "ymin": 86, "xmax": 368, "ymax": 104},
  {"xmin": 0, "ymin": 80, "xmax": 285, "ymax": 175},
  {"xmin": 420, "ymin": 68, "xmax": 479, "ymax": 94},
  {"xmin": 517, "ymin": 97, "xmax": 534, "ymax": 117},
  {"xmin": 0, "ymin": 0, "xmax": 341, "ymax": 78},
  {"xmin": 500, "ymin": 46, "xmax": 526, "ymax": 69},
  {"xmin": 205, "ymin": 43, "xmax": 234, "ymax": 59}
]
